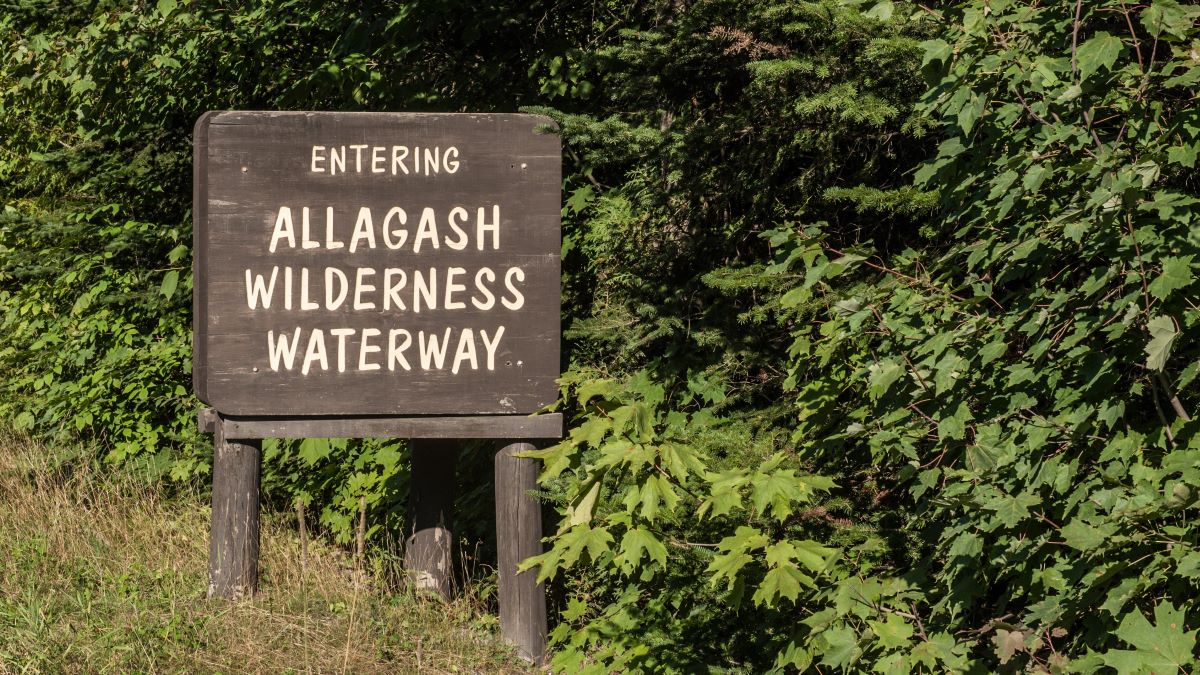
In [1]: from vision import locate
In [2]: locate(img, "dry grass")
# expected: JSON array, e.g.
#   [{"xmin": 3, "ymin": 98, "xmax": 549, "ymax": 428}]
[{"xmin": 0, "ymin": 435, "xmax": 530, "ymax": 674}]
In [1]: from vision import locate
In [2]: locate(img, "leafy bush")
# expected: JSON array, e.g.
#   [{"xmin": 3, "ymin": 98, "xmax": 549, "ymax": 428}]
[
  {"xmin": 523, "ymin": 1, "xmax": 939, "ymax": 670},
  {"xmin": 527, "ymin": 0, "xmax": 1200, "ymax": 671}
]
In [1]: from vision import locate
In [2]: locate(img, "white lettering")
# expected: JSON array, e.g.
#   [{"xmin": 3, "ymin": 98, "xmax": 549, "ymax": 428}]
[
  {"xmin": 384, "ymin": 269, "xmax": 407, "ymax": 311},
  {"xmin": 354, "ymin": 267, "xmax": 377, "ymax": 310},
  {"xmin": 388, "ymin": 329, "xmax": 413, "ymax": 370},
  {"xmin": 325, "ymin": 267, "xmax": 348, "ymax": 310},
  {"xmin": 480, "ymin": 326, "xmax": 505, "ymax": 370},
  {"xmin": 324, "ymin": 206, "xmax": 344, "ymax": 249},
  {"xmin": 445, "ymin": 206, "xmax": 468, "ymax": 250},
  {"xmin": 413, "ymin": 268, "xmax": 436, "ymax": 313},
  {"xmin": 392, "ymin": 146, "xmax": 409, "ymax": 175},
  {"xmin": 349, "ymin": 207, "xmax": 376, "ymax": 253},
  {"xmin": 302, "ymin": 329, "xmax": 328, "ymax": 375},
  {"xmin": 330, "ymin": 327, "xmax": 355, "ymax": 372},
  {"xmin": 451, "ymin": 328, "xmax": 477, "ymax": 374},
  {"xmin": 349, "ymin": 144, "xmax": 368, "ymax": 172},
  {"xmin": 359, "ymin": 327, "xmax": 381, "ymax": 370},
  {"xmin": 382, "ymin": 207, "xmax": 407, "ymax": 249},
  {"xmin": 502, "ymin": 267, "xmax": 525, "ymax": 310},
  {"xmin": 301, "ymin": 207, "xmax": 319, "ymax": 249},
  {"xmin": 245, "ymin": 267, "xmax": 278, "ymax": 309},
  {"xmin": 283, "ymin": 266, "xmax": 293, "ymax": 310},
  {"xmin": 444, "ymin": 267, "xmax": 466, "ymax": 309},
  {"xmin": 472, "ymin": 267, "xmax": 496, "ymax": 310},
  {"xmin": 443, "ymin": 147, "xmax": 459, "ymax": 173},
  {"xmin": 418, "ymin": 328, "xmax": 453, "ymax": 370},
  {"xmin": 330, "ymin": 146, "xmax": 345, "ymax": 175},
  {"xmin": 477, "ymin": 205, "xmax": 500, "ymax": 250},
  {"xmin": 423, "ymin": 147, "xmax": 440, "ymax": 175},
  {"xmin": 269, "ymin": 207, "xmax": 295, "ymax": 252},
  {"xmin": 267, "ymin": 328, "xmax": 302, "ymax": 371},
  {"xmin": 413, "ymin": 207, "xmax": 439, "ymax": 253},
  {"xmin": 300, "ymin": 267, "xmax": 319, "ymax": 310}
]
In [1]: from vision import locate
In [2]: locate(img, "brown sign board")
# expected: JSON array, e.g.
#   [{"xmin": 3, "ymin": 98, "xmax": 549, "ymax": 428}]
[{"xmin": 193, "ymin": 111, "xmax": 561, "ymax": 418}]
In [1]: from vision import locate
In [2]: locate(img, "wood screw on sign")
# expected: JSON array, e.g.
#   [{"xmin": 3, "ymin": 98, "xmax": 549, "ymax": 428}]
[{"xmin": 193, "ymin": 111, "xmax": 563, "ymax": 664}]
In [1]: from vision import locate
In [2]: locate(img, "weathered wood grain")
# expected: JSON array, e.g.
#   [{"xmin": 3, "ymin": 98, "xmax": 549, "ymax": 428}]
[
  {"xmin": 193, "ymin": 111, "xmax": 561, "ymax": 416},
  {"xmin": 495, "ymin": 441, "xmax": 547, "ymax": 664},
  {"xmin": 196, "ymin": 408, "xmax": 561, "ymax": 439},
  {"xmin": 207, "ymin": 420, "xmax": 262, "ymax": 599},
  {"xmin": 405, "ymin": 440, "xmax": 458, "ymax": 600}
]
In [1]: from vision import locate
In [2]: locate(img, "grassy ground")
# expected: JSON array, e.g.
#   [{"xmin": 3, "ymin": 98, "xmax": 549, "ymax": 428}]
[{"xmin": 0, "ymin": 435, "xmax": 529, "ymax": 673}]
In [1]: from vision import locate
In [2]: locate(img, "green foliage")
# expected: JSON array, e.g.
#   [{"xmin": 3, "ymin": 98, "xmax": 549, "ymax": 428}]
[
  {"xmin": 525, "ymin": 373, "xmax": 843, "ymax": 672},
  {"xmin": 753, "ymin": 0, "xmax": 1200, "ymax": 670},
  {"xmin": 527, "ymin": 0, "xmax": 1200, "ymax": 671},
  {"xmin": 525, "ymin": 0, "xmax": 939, "ymax": 670},
  {"xmin": 262, "ymin": 437, "xmax": 406, "ymax": 544},
  {"xmin": 6, "ymin": 0, "xmax": 1200, "ymax": 672}
]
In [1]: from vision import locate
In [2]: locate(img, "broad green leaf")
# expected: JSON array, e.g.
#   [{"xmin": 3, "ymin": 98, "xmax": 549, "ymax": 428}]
[
  {"xmin": 1141, "ymin": 0, "xmax": 1195, "ymax": 40},
  {"xmin": 1167, "ymin": 144, "xmax": 1198, "ymax": 168},
  {"xmin": 638, "ymin": 474, "xmax": 662, "ymax": 520},
  {"xmin": 752, "ymin": 564, "xmax": 810, "ymax": 605},
  {"xmin": 556, "ymin": 525, "xmax": 614, "ymax": 569},
  {"xmin": 966, "ymin": 442, "xmax": 998, "ymax": 473},
  {"xmin": 575, "ymin": 378, "xmax": 616, "ymax": 405},
  {"xmin": 751, "ymin": 469, "xmax": 802, "ymax": 521},
  {"xmin": 567, "ymin": 480, "xmax": 602, "ymax": 527},
  {"xmin": 937, "ymin": 402, "xmax": 971, "ymax": 441},
  {"xmin": 920, "ymin": 39, "xmax": 952, "ymax": 67},
  {"xmin": 819, "ymin": 625, "xmax": 861, "ymax": 669},
  {"xmin": 1177, "ymin": 552, "xmax": 1200, "ymax": 579},
  {"xmin": 1076, "ymin": 32, "xmax": 1123, "ymax": 81},
  {"xmin": 868, "ymin": 360, "xmax": 905, "ymax": 400},
  {"xmin": 978, "ymin": 339, "xmax": 1007, "ymax": 364},
  {"xmin": 297, "ymin": 438, "xmax": 331, "ymax": 465},
  {"xmin": 1145, "ymin": 315, "xmax": 1178, "ymax": 371},
  {"xmin": 708, "ymin": 551, "xmax": 753, "ymax": 589},
  {"xmin": 957, "ymin": 93, "xmax": 985, "ymax": 134},
  {"xmin": 698, "ymin": 468, "xmax": 747, "ymax": 519},
  {"xmin": 987, "ymin": 492, "xmax": 1039, "ymax": 528},
  {"xmin": 765, "ymin": 539, "xmax": 834, "ymax": 572},
  {"xmin": 1102, "ymin": 603, "xmax": 1197, "ymax": 673},
  {"xmin": 862, "ymin": 0, "xmax": 893, "ymax": 21},
  {"xmin": 1164, "ymin": 66, "xmax": 1200, "ymax": 88},
  {"xmin": 868, "ymin": 614, "xmax": 914, "ymax": 651},
  {"xmin": 618, "ymin": 527, "xmax": 667, "ymax": 572},
  {"xmin": 159, "ymin": 270, "xmax": 179, "ymax": 299},
  {"xmin": 1061, "ymin": 519, "xmax": 1116, "ymax": 552},
  {"xmin": 1149, "ymin": 255, "xmax": 1194, "ymax": 299},
  {"xmin": 575, "ymin": 416, "xmax": 610, "ymax": 447},
  {"xmin": 1102, "ymin": 577, "xmax": 1141, "ymax": 616}
]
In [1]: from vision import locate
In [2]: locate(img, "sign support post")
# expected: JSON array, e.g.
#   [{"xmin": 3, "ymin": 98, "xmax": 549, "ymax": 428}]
[
  {"xmin": 405, "ymin": 438, "xmax": 458, "ymax": 600},
  {"xmin": 495, "ymin": 440, "xmax": 548, "ymax": 664},
  {"xmin": 207, "ymin": 415, "xmax": 262, "ymax": 599}
]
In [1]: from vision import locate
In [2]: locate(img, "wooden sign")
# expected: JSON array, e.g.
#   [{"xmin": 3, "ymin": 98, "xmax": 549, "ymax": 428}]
[{"xmin": 193, "ymin": 112, "xmax": 561, "ymax": 417}]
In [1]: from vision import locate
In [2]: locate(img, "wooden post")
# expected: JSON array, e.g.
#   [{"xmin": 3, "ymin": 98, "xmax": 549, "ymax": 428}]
[
  {"xmin": 208, "ymin": 418, "xmax": 262, "ymax": 599},
  {"xmin": 405, "ymin": 439, "xmax": 457, "ymax": 600},
  {"xmin": 495, "ymin": 441, "xmax": 547, "ymax": 664}
]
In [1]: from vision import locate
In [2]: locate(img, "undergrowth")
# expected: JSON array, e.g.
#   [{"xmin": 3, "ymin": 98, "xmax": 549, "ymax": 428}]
[{"xmin": 0, "ymin": 432, "xmax": 526, "ymax": 673}]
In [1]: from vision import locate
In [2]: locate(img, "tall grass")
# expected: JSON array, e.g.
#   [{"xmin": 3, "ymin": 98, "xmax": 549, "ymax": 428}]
[{"xmin": 0, "ymin": 434, "xmax": 526, "ymax": 673}]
